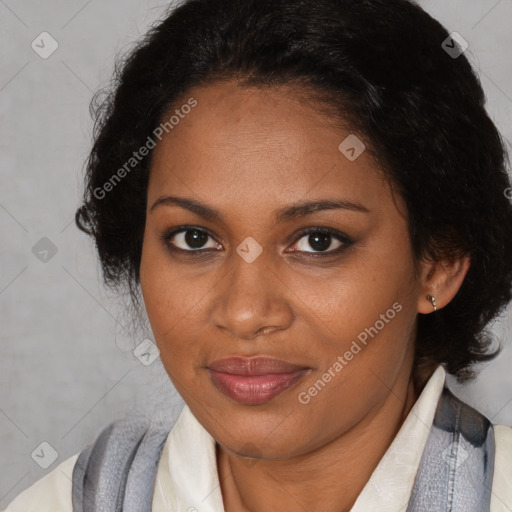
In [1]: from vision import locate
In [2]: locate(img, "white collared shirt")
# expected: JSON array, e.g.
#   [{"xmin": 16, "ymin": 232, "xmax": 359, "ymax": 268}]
[{"xmin": 3, "ymin": 365, "xmax": 512, "ymax": 511}]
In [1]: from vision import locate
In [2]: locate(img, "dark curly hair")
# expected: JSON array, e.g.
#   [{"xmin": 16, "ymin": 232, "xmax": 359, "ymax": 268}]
[{"xmin": 75, "ymin": 0, "xmax": 512, "ymax": 382}]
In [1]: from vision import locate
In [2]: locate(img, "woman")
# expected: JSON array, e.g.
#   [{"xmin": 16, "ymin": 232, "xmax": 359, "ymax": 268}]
[{"xmin": 4, "ymin": 0, "xmax": 512, "ymax": 510}]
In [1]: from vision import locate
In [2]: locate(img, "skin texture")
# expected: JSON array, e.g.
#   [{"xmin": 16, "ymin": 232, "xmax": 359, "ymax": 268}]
[{"xmin": 139, "ymin": 80, "xmax": 470, "ymax": 512}]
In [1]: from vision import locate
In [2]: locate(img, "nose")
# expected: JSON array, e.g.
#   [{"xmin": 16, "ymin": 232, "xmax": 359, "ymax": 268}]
[{"xmin": 210, "ymin": 251, "xmax": 294, "ymax": 340}]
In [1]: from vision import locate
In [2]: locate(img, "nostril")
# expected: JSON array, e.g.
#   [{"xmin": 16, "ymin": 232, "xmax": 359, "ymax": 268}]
[{"xmin": 255, "ymin": 326, "xmax": 280, "ymax": 336}]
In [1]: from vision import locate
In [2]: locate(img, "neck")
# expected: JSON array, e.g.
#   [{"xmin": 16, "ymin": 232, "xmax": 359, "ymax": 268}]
[{"xmin": 216, "ymin": 365, "xmax": 422, "ymax": 512}]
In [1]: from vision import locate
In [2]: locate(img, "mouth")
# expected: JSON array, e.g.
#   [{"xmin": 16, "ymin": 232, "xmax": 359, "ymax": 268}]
[{"xmin": 206, "ymin": 355, "xmax": 312, "ymax": 405}]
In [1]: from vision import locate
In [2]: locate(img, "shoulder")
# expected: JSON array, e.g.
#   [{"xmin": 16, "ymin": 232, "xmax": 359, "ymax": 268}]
[
  {"xmin": 491, "ymin": 424, "xmax": 512, "ymax": 511},
  {"xmin": 1, "ymin": 453, "xmax": 79, "ymax": 512},
  {"xmin": 494, "ymin": 422, "xmax": 512, "ymax": 452},
  {"xmin": 2, "ymin": 413, "xmax": 176, "ymax": 512},
  {"xmin": 444, "ymin": 389, "xmax": 512, "ymax": 509}
]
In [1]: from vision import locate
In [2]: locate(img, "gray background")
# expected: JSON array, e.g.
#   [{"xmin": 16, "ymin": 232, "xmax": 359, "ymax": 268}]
[{"xmin": 1, "ymin": 0, "xmax": 511, "ymax": 507}]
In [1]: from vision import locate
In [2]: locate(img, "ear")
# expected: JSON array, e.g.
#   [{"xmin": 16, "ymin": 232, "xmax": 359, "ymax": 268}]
[{"xmin": 417, "ymin": 253, "xmax": 471, "ymax": 314}]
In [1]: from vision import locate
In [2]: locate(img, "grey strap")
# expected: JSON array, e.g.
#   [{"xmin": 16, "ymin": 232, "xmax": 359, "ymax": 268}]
[
  {"xmin": 406, "ymin": 386, "xmax": 495, "ymax": 512},
  {"xmin": 72, "ymin": 414, "xmax": 173, "ymax": 512}
]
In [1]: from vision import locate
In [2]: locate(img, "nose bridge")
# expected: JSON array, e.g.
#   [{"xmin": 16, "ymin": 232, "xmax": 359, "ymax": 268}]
[{"xmin": 211, "ymin": 246, "xmax": 292, "ymax": 338}]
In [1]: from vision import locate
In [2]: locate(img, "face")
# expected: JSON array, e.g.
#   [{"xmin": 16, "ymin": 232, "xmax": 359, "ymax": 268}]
[{"xmin": 139, "ymin": 80, "xmax": 424, "ymax": 459}]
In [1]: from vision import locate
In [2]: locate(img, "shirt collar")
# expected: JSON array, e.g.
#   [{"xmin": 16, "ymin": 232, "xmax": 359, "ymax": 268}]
[{"xmin": 350, "ymin": 364, "xmax": 447, "ymax": 511}]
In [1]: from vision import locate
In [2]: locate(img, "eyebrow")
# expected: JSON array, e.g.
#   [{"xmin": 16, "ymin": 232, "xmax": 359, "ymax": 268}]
[{"xmin": 150, "ymin": 195, "xmax": 370, "ymax": 222}]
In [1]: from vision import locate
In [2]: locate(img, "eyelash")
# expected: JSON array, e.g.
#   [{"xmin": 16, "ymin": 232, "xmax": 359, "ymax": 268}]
[{"xmin": 159, "ymin": 225, "xmax": 354, "ymax": 259}]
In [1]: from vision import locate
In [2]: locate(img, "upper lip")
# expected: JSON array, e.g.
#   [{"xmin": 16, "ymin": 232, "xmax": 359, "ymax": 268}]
[{"xmin": 207, "ymin": 356, "xmax": 310, "ymax": 375}]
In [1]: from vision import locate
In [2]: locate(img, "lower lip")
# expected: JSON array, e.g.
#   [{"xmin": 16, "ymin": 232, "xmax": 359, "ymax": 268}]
[{"xmin": 208, "ymin": 369, "xmax": 310, "ymax": 405}]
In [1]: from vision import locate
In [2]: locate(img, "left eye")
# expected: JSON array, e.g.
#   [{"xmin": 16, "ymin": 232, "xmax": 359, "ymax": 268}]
[{"xmin": 289, "ymin": 228, "xmax": 350, "ymax": 254}]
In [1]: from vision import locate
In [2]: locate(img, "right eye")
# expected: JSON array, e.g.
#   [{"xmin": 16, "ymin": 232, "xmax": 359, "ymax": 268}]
[{"xmin": 160, "ymin": 226, "xmax": 223, "ymax": 254}]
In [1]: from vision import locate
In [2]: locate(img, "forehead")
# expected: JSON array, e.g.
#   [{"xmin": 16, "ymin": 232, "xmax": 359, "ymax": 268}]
[{"xmin": 148, "ymin": 80, "xmax": 392, "ymax": 215}]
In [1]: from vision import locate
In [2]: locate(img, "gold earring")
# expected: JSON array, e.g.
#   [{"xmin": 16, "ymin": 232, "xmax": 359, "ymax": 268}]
[{"xmin": 426, "ymin": 294, "xmax": 437, "ymax": 311}]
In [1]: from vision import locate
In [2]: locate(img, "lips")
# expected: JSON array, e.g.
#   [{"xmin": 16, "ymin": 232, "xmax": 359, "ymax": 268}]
[
  {"xmin": 207, "ymin": 356, "xmax": 309, "ymax": 375},
  {"xmin": 207, "ymin": 356, "xmax": 311, "ymax": 405}
]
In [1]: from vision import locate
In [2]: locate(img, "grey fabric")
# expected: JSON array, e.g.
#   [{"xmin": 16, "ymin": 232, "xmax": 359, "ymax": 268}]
[
  {"xmin": 71, "ymin": 386, "xmax": 495, "ymax": 511},
  {"xmin": 72, "ymin": 414, "xmax": 173, "ymax": 512},
  {"xmin": 406, "ymin": 387, "xmax": 495, "ymax": 512}
]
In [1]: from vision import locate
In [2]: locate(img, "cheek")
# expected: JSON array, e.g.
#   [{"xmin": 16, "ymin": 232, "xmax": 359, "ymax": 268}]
[
  {"xmin": 301, "ymin": 244, "xmax": 415, "ymax": 345},
  {"xmin": 139, "ymin": 235, "xmax": 184, "ymax": 341},
  {"xmin": 139, "ymin": 235, "xmax": 213, "ymax": 371},
  {"xmin": 340, "ymin": 240, "xmax": 417, "ymax": 375},
  {"xmin": 297, "ymin": 232, "xmax": 418, "ymax": 398}
]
